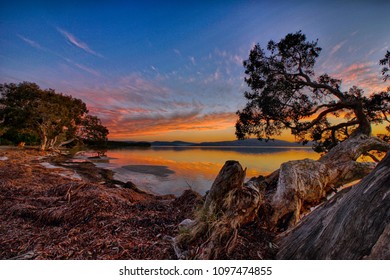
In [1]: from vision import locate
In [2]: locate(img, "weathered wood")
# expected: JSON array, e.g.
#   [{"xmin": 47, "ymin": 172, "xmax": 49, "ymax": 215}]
[
  {"xmin": 177, "ymin": 160, "xmax": 263, "ymax": 259},
  {"xmin": 204, "ymin": 160, "xmax": 246, "ymax": 211},
  {"xmin": 176, "ymin": 135, "xmax": 390, "ymax": 259},
  {"xmin": 276, "ymin": 152, "xmax": 390, "ymax": 259},
  {"xmin": 269, "ymin": 134, "xmax": 389, "ymax": 228}
]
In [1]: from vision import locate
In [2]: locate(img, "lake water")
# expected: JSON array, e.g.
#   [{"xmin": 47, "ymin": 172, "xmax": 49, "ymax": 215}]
[{"xmin": 81, "ymin": 146, "xmax": 319, "ymax": 196}]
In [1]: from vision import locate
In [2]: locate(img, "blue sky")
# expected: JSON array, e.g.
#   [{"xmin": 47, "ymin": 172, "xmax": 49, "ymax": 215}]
[{"xmin": 1, "ymin": 0, "xmax": 389, "ymax": 141}]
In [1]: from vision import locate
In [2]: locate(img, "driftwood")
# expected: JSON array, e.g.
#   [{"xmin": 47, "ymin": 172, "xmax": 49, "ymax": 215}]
[
  {"xmin": 177, "ymin": 161, "xmax": 263, "ymax": 259},
  {"xmin": 276, "ymin": 151, "xmax": 390, "ymax": 259},
  {"xmin": 267, "ymin": 134, "xmax": 389, "ymax": 228},
  {"xmin": 176, "ymin": 134, "xmax": 390, "ymax": 259}
]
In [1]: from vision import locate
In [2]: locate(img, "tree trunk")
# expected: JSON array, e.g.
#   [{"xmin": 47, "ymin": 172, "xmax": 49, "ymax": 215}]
[
  {"xmin": 276, "ymin": 151, "xmax": 390, "ymax": 259},
  {"xmin": 175, "ymin": 134, "xmax": 390, "ymax": 259},
  {"xmin": 40, "ymin": 134, "xmax": 47, "ymax": 151},
  {"xmin": 58, "ymin": 138, "xmax": 75, "ymax": 147},
  {"xmin": 177, "ymin": 161, "xmax": 263, "ymax": 259},
  {"xmin": 268, "ymin": 133, "xmax": 390, "ymax": 229}
]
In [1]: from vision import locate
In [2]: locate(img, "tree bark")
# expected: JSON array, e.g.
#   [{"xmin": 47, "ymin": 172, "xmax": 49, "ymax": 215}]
[
  {"xmin": 276, "ymin": 151, "xmax": 390, "ymax": 259},
  {"xmin": 176, "ymin": 134, "xmax": 390, "ymax": 259},
  {"xmin": 268, "ymin": 133, "xmax": 390, "ymax": 229},
  {"xmin": 177, "ymin": 161, "xmax": 263, "ymax": 259},
  {"xmin": 40, "ymin": 134, "xmax": 47, "ymax": 151}
]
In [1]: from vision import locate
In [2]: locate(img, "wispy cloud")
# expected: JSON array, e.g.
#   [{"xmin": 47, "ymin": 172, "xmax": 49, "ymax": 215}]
[
  {"xmin": 214, "ymin": 48, "xmax": 243, "ymax": 66},
  {"xmin": 17, "ymin": 33, "xmax": 100, "ymax": 77},
  {"xmin": 17, "ymin": 35, "xmax": 43, "ymax": 50},
  {"xmin": 329, "ymin": 40, "xmax": 347, "ymax": 56},
  {"xmin": 73, "ymin": 63, "xmax": 101, "ymax": 77},
  {"xmin": 189, "ymin": 56, "xmax": 196, "ymax": 65},
  {"xmin": 333, "ymin": 62, "xmax": 386, "ymax": 93},
  {"xmin": 62, "ymin": 58, "xmax": 100, "ymax": 76},
  {"xmin": 71, "ymin": 72, "xmax": 238, "ymax": 140},
  {"xmin": 57, "ymin": 27, "xmax": 103, "ymax": 58}
]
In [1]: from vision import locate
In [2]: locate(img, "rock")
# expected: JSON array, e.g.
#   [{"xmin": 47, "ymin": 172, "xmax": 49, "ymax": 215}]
[{"xmin": 178, "ymin": 219, "xmax": 195, "ymax": 231}]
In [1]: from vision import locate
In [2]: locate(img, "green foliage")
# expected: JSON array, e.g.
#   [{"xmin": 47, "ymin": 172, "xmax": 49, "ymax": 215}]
[
  {"xmin": 79, "ymin": 115, "xmax": 109, "ymax": 146},
  {"xmin": 236, "ymin": 31, "xmax": 390, "ymax": 152},
  {"xmin": 0, "ymin": 82, "xmax": 109, "ymax": 150},
  {"xmin": 1, "ymin": 128, "xmax": 40, "ymax": 145}
]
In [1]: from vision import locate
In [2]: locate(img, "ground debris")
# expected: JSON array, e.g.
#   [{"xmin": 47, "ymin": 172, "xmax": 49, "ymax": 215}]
[
  {"xmin": 0, "ymin": 148, "xmax": 273, "ymax": 259},
  {"xmin": 0, "ymin": 148, "xmax": 197, "ymax": 259}
]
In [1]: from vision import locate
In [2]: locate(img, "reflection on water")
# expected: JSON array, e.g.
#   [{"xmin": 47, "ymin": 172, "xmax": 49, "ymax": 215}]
[{"xmin": 88, "ymin": 146, "xmax": 319, "ymax": 196}]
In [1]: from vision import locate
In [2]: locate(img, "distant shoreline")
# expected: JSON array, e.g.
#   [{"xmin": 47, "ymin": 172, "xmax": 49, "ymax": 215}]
[{"xmin": 106, "ymin": 138, "xmax": 311, "ymax": 148}]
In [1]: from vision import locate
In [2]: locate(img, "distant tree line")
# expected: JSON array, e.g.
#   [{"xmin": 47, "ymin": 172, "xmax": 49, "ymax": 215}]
[{"xmin": 0, "ymin": 82, "xmax": 108, "ymax": 150}]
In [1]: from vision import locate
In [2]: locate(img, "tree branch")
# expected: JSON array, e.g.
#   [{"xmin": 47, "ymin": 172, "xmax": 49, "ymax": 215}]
[
  {"xmin": 296, "ymin": 70, "xmax": 345, "ymax": 100},
  {"xmin": 294, "ymin": 104, "xmax": 348, "ymax": 132},
  {"xmin": 321, "ymin": 120, "xmax": 360, "ymax": 134}
]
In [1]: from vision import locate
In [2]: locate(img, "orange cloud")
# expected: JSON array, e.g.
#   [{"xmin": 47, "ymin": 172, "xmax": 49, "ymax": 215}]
[{"xmin": 106, "ymin": 111, "xmax": 237, "ymax": 140}]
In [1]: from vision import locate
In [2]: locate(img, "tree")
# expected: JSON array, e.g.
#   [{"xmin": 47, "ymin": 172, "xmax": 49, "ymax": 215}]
[
  {"xmin": 380, "ymin": 50, "xmax": 390, "ymax": 81},
  {"xmin": 0, "ymin": 82, "xmax": 109, "ymax": 150},
  {"xmin": 174, "ymin": 34, "xmax": 390, "ymax": 259},
  {"xmin": 236, "ymin": 31, "xmax": 390, "ymax": 152},
  {"xmin": 79, "ymin": 114, "xmax": 109, "ymax": 146}
]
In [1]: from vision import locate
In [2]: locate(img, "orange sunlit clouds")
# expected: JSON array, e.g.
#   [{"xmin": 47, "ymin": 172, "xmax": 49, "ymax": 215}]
[
  {"xmin": 72, "ymin": 42, "xmax": 389, "ymax": 143},
  {"xmin": 105, "ymin": 111, "xmax": 238, "ymax": 141},
  {"xmin": 2, "ymin": 1, "xmax": 389, "ymax": 143}
]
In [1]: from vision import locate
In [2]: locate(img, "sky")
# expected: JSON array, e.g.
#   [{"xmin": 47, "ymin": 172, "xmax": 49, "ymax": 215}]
[{"xmin": 0, "ymin": 0, "xmax": 389, "ymax": 142}]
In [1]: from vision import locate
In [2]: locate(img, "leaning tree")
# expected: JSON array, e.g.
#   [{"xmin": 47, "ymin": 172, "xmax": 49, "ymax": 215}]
[
  {"xmin": 174, "ymin": 33, "xmax": 390, "ymax": 259},
  {"xmin": 236, "ymin": 31, "xmax": 390, "ymax": 153},
  {"xmin": 234, "ymin": 32, "xmax": 390, "ymax": 227}
]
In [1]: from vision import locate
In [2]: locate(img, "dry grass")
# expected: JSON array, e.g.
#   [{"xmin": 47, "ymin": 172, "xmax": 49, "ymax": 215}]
[
  {"xmin": 0, "ymin": 148, "xmax": 201, "ymax": 259},
  {"xmin": 0, "ymin": 148, "xmax": 275, "ymax": 260}
]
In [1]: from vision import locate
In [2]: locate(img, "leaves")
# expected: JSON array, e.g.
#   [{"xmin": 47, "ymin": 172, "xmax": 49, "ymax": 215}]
[
  {"xmin": 236, "ymin": 32, "xmax": 390, "ymax": 151},
  {"xmin": 0, "ymin": 82, "xmax": 108, "ymax": 149}
]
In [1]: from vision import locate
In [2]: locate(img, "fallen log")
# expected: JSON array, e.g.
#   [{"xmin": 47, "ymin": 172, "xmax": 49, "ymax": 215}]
[
  {"xmin": 276, "ymin": 151, "xmax": 390, "ymax": 259},
  {"xmin": 267, "ymin": 134, "xmax": 389, "ymax": 229}
]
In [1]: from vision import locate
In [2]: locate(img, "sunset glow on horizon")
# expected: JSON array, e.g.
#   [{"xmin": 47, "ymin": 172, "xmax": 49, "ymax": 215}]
[{"xmin": 1, "ymin": 1, "xmax": 389, "ymax": 142}]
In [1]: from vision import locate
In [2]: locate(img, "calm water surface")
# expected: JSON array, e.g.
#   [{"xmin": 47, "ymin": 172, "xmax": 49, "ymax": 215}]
[{"xmin": 84, "ymin": 146, "xmax": 319, "ymax": 196}]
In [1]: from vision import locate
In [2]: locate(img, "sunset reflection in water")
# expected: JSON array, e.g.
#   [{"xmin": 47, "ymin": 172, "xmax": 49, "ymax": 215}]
[{"xmin": 95, "ymin": 147, "xmax": 319, "ymax": 196}]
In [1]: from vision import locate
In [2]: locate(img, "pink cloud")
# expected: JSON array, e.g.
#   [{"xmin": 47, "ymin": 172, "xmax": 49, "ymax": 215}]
[
  {"xmin": 333, "ymin": 62, "xmax": 386, "ymax": 93},
  {"xmin": 329, "ymin": 40, "xmax": 347, "ymax": 56},
  {"xmin": 64, "ymin": 72, "xmax": 237, "ymax": 141},
  {"xmin": 57, "ymin": 27, "xmax": 103, "ymax": 58}
]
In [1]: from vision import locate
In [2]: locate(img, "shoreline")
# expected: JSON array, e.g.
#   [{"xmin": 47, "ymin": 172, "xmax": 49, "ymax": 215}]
[
  {"xmin": 0, "ymin": 147, "xmax": 274, "ymax": 259},
  {"xmin": 0, "ymin": 147, "xmax": 202, "ymax": 259}
]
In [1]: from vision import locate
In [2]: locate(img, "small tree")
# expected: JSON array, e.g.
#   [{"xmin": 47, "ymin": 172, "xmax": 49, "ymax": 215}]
[
  {"xmin": 0, "ymin": 82, "xmax": 109, "ymax": 150},
  {"xmin": 79, "ymin": 114, "xmax": 109, "ymax": 146},
  {"xmin": 236, "ymin": 31, "xmax": 390, "ymax": 152}
]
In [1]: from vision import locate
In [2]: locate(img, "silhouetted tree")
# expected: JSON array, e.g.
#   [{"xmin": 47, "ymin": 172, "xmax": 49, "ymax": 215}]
[
  {"xmin": 380, "ymin": 50, "xmax": 390, "ymax": 81},
  {"xmin": 236, "ymin": 31, "xmax": 390, "ymax": 152},
  {"xmin": 0, "ymin": 82, "xmax": 109, "ymax": 150}
]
